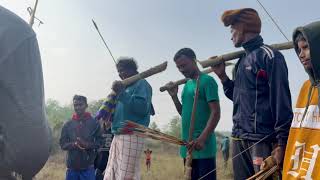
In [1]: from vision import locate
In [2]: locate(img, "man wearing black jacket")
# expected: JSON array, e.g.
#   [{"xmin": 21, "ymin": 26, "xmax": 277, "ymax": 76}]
[
  {"xmin": 211, "ymin": 8, "xmax": 293, "ymax": 179},
  {"xmin": 60, "ymin": 95, "xmax": 104, "ymax": 180},
  {"xmin": 94, "ymin": 123, "xmax": 113, "ymax": 180}
]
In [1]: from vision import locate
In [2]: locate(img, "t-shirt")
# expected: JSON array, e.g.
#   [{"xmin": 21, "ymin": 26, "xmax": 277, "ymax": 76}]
[
  {"xmin": 112, "ymin": 79, "xmax": 153, "ymax": 133},
  {"xmin": 99, "ymin": 129, "xmax": 113, "ymax": 152},
  {"xmin": 283, "ymin": 80, "xmax": 320, "ymax": 179},
  {"xmin": 180, "ymin": 73, "xmax": 219, "ymax": 159}
]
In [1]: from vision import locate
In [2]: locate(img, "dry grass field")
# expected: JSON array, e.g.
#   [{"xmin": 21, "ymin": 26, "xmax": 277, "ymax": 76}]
[{"xmin": 35, "ymin": 144, "xmax": 233, "ymax": 180}]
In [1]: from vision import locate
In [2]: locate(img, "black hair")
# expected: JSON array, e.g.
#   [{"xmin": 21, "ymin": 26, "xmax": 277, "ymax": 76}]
[
  {"xmin": 73, "ymin": 95, "xmax": 87, "ymax": 105},
  {"xmin": 116, "ymin": 57, "xmax": 138, "ymax": 71},
  {"xmin": 173, "ymin": 48, "xmax": 196, "ymax": 61},
  {"xmin": 294, "ymin": 33, "xmax": 307, "ymax": 45}
]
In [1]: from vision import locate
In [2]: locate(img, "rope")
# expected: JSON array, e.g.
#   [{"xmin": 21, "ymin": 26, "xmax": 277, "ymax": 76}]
[{"xmin": 256, "ymin": 0, "xmax": 290, "ymax": 41}]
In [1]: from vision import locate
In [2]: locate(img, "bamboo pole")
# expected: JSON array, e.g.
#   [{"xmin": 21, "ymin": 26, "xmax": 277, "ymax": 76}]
[
  {"xmin": 159, "ymin": 62, "xmax": 233, "ymax": 92},
  {"xmin": 184, "ymin": 77, "xmax": 201, "ymax": 180},
  {"xmin": 96, "ymin": 61, "xmax": 168, "ymax": 121},
  {"xmin": 122, "ymin": 61, "xmax": 167, "ymax": 86},
  {"xmin": 199, "ymin": 41, "xmax": 294, "ymax": 68},
  {"xmin": 29, "ymin": 0, "xmax": 39, "ymax": 27},
  {"xmin": 159, "ymin": 68, "xmax": 212, "ymax": 92},
  {"xmin": 159, "ymin": 78, "xmax": 189, "ymax": 92}
]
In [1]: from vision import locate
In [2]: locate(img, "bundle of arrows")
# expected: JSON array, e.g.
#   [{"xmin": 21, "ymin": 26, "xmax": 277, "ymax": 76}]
[
  {"xmin": 118, "ymin": 120, "xmax": 186, "ymax": 146},
  {"xmin": 246, "ymin": 156, "xmax": 279, "ymax": 180}
]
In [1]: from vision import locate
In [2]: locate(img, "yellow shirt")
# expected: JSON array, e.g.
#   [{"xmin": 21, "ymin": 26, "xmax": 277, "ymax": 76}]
[{"xmin": 283, "ymin": 80, "xmax": 320, "ymax": 179}]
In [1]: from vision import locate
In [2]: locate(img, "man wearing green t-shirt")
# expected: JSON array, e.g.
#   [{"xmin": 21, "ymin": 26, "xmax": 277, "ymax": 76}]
[{"xmin": 166, "ymin": 48, "xmax": 221, "ymax": 180}]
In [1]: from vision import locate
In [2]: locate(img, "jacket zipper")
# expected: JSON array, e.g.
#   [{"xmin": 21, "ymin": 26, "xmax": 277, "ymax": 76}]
[{"xmin": 255, "ymin": 72, "xmax": 258, "ymax": 134}]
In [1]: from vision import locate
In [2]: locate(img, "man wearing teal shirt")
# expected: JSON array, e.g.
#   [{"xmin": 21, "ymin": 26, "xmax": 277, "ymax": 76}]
[
  {"xmin": 111, "ymin": 78, "xmax": 153, "ymax": 134},
  {"xmin": 104, "ymin": 57, "xmax": 154, "ymax": 180},
  {"xmin": 166, "ymin": 48, "xmax": 220, "ymax": 180}
]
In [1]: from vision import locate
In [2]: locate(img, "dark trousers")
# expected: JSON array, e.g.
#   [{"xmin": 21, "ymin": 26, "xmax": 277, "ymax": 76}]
[
  {"xmin": 232, "ymin": 139, "xmax": 273, "ymax": 180},
  {"xmin": 184, "ymin": 158, "xmax": 216, "ymax": 180},
  {"xmin": 94, "ymin": 151, "xmax": 110, "ymax": 180}
]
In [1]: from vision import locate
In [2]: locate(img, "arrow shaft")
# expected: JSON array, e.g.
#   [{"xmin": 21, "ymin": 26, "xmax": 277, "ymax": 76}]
[
  {"xmin": 29, "ymin": 0, "xmax": 39, "ymax": 27},
  {"xmin": 92, "ymin": 20, "xmax": 117, "ymax": 64}
]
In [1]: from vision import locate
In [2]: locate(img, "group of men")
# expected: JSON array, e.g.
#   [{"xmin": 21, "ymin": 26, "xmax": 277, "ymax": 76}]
[
  {"xmin": 2, "ymin": 3, "xmax": 320, "ymax": 180},
  {"xmin": 59, "ymin": 57, "xmax": 155, "ymax": 180},
  {"xmin": 58, "ymin": 7, "xmax": 320, "ymax": 180}
]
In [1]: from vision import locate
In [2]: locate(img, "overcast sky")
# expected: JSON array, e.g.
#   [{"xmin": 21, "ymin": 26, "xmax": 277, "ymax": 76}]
[{"xmin": 2, "ymin": 0, "xmax": 320, "ymax": 131}]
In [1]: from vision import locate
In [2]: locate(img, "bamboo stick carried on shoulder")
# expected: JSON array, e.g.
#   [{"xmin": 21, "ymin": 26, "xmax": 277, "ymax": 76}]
[
  {"xmin": 96, "ymin": 61, "xmax": 168, "ymax": 121},
  {"xmin": 122, "ymin": 61, "xmax": 168, "ymax": 86},
  {"xmin": 199, "ymin": 41, "xmax": 293, "ymax": 68},
  {"xmin": 159, "ymin": 62, "xmax": 233, "ymax": 92},
  {"xmin": 160, "ymin": 41, "xmax": 292, "ymax": 92}
]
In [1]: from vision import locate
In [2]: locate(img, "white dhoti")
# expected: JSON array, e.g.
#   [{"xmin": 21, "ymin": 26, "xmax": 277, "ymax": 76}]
[{"xmin": 104, "ymin": 134, "xmax": 144, "ymax": 180}]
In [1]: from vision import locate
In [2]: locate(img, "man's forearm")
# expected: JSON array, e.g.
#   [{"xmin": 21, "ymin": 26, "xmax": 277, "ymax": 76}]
[
  {"xmin": 218, "ymin": 73, "xmax": 230, "ymax": 84},
  {"xmin": 171, "ymin": 95, "xmax": 182, "ymax": 115},
  {"xmin": 222, "ymin": 77, "xmax": 234, "ymax": 101}
]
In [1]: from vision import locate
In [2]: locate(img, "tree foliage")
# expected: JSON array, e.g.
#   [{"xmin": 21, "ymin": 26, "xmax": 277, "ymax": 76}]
[
  {"xmin": 149, "ymin": 121, "xmax": 161, "ymax": 132},
  {"xmin": 46, "ymin": 98, "xmax": 104, "ymax": 153},
  {"xmin": 87, "ymin": 99, "xmax": 104, "ymax": 116},
  {"xmin": 45, "ymin": 99, "xmax": 229, "ymax": 154},
  {"xmin": 165, "ymin": 116, "xmax": 181, "ymax": 139}
]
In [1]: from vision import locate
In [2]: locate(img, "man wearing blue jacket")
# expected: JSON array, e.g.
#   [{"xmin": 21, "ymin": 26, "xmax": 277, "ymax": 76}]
[{"xmin": 212, "ymin": 8, "xmax": 293, "ymax": 179}]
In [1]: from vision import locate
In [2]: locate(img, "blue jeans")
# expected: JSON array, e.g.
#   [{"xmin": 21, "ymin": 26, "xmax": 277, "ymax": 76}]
[{"xmin": 66, "ymin": 166, "xmax": 95, "ymax": 180}]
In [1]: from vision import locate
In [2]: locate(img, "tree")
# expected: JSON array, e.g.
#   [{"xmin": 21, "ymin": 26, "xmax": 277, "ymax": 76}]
[
  {"xmin": 166, "ymin": 116, "xmax": 181, "ymax": 138},
  {"xmin": 149, "ymin": 121, "xmax": 161, "ymax": 131},
  {"xmin": 46, "ymin": 99, "xmax": 72, "ymax": 129},
  {"xmin": 88, "ymin": 99, "xmax": 104, "ymax": 115},
  {"xmin": 45, "ymin": 99, "xmax": 73, "ymax": 153}
]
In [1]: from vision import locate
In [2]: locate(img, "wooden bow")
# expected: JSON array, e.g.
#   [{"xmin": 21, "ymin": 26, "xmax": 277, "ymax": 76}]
[{"xmin": 184, "ymin": 76, "xmax": 201, "ymax": 180}]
